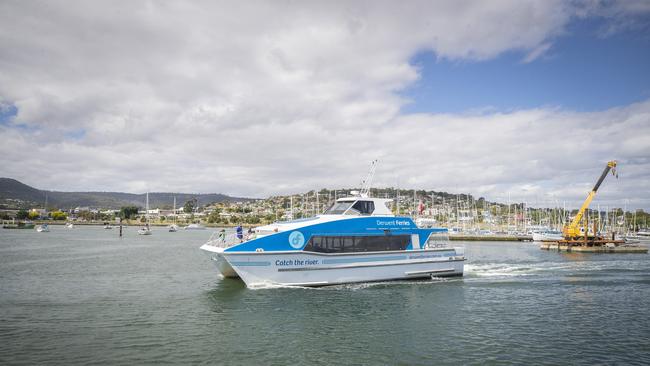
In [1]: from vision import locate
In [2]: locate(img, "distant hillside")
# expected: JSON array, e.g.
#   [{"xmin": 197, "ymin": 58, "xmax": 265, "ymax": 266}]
[
  {"xmin": 0, "ymin": 178, "xmax": 252, "ymax": 210},
  {"xmin": 0, "ymin": 178, "xmax": 48, "ymax": 208}
]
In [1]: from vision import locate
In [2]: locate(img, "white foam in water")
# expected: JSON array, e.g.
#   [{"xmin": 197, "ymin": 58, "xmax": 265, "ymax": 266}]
[
  {"xmin": 246, "ymin": 282, "xmax": 312, "ymax": 290},
  {"xmin": 466, "ymin": 259, "xmax": 641, "ymax": 281},
  {"xmin": 466, "ymin": 261, "xmax": 572, "ymax": 278},
  {"xmin": 246, "ymin": 278, "xmax": 455, "ymax": 291}
]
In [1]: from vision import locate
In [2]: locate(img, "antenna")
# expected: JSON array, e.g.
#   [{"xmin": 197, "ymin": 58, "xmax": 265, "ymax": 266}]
[{"xmin": 360, "ymin": 159, "xmax": 379, "ymax": 198}]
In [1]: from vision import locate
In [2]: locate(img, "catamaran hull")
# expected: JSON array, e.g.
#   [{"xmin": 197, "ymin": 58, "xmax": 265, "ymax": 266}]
[
  {"xmin": 216, "ymin": 250, "xmax": 464, "ymax": 287},
  {"xmin": 201, "ymin": 246, "xmax": 239, "ymax": 278}
]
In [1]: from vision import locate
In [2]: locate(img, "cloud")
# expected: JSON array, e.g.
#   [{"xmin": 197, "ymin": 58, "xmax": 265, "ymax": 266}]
[
  {"xmin": 522, "ymin": 42, "xmax": 553, "ymax": 63},
  {"xmin": 0, "ymin": 1, "xmax": 649, "ymax": 209}
]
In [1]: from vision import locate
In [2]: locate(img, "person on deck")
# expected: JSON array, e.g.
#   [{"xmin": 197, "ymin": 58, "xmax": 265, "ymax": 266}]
[{"xmin": 236, "ymin": 224, "xmax": 243, "ymax": 243}]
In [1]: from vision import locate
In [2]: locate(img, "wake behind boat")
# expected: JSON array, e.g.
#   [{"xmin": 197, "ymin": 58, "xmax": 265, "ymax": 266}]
[{"xmin": 200, "ymin": 194, "xmax": 465, "ymax": 287}]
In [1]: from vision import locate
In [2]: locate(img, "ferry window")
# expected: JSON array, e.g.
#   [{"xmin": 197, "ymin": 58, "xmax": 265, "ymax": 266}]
[
  {"xmin": 324, "ymin": 201, "xmax": 353, "ymax": 215},
  {"xmin": 426, "ymin": 232, "xmax": 450, "ymax": 248},
  {"xmin": 303, "ymin": 235, "xmax": 409, "ymax": 253},
  {"xmin": 349, "ymin": 201, "xmax": 374, "ymax": 215}
]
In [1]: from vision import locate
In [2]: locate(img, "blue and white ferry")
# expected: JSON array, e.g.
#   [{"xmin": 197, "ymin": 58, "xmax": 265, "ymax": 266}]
[{"xmin": 200, "ymin": 195, "xmax": 465, "ymax": 287}]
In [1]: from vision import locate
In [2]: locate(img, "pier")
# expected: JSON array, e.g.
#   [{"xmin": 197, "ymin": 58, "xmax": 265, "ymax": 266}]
[
  {"xmin": 449, "ymin": 234, "xmax": 532, "ymax": 242},
  {"xmin": 540, "ymin": 241, "xmax": 648, "ymax": 253}
]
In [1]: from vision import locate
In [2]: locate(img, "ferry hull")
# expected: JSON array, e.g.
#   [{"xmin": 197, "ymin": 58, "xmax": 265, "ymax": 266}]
[
  {"xmin": 201, "ymin": 245, "xmax": 239, "ymax": 278},
  {"xmin": 220, "ymin": 250, "xmax": 464, "ymax": 287}
]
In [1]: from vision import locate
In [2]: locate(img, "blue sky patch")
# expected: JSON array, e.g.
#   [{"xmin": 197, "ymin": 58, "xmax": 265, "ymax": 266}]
[
  {"xmin": 65, "ymin": 128, "xmax": 86, "ymax": 140},
  {"xmin": 0, "ymin": 102, "xmax": 18, "ymax": 125},
  {"xmin": 400, "ymin": 18, "xmax": 650, "ymax": 114}
]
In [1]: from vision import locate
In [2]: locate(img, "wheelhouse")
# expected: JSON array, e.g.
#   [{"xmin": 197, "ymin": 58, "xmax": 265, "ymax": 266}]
[{"xmin": 323, "ymin": 197, "xmax": 392, "ymax": 216}]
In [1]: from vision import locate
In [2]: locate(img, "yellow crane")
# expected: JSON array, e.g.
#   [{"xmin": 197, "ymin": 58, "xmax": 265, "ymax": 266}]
[{"xmin": 563, "ymin": 160, "xmax": 618, "ymax": 239}]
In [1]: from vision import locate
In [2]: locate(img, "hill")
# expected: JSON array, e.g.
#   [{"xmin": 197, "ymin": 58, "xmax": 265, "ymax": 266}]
[
  {"xmin": 0, "ymin": 178, "xmax": 50, "ymax": 208},
  {"xmin": 0, "ymin": 178, "xmax": 252, "ymax": 210}
]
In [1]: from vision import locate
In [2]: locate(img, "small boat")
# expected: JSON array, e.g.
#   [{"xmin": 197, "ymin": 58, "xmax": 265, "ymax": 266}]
[
  {"xmin": 168, "ymin": 197, "xmax": 178, "ymax": 232},
  {"xmin": 185, "ymin": 223, "xmax": 206, "ymax": 230},
  {"xmin": 138, "ymin": 225, "xmax": 152, "ymax": 235},
  {"xmin": 138, "ymin": 192, "xmax": 153, "ymax": 235},
  {"xmin": 3, "ymin": 221, "xmax": 36, "ymax": 229},
  {"xmin": 532, "ymin": 230, "xmax": 563, "ymax": 242},
  {"xmin": 103, "ymin": 222, "xmax": 113, "ymax": 229},
  {"xmin": 36, "ymin": 224, "xmax": 50, "ymax": 232},
  {"xmin": 637, "ymin": 230, "xmax": 650, "ymax": 238},
  {"xmin": 625, "ymin": 232, "xmax": 650, "ymax": 243},
  {"xmin": 65, "ymin": 222, "xmax": 74, "ymax": 229},
  {"xmin": 200, "ymin": 195, "xmax": 465, "ymax": 287}
]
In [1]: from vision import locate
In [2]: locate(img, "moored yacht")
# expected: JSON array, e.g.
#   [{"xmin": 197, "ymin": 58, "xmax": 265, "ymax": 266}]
[
  {"xmin": 200, "ymin": 195, "xmax": 465, "ymax": 287},
  {"xmin": 531, "ymin": 230, "xmax": 563, "ymax": 242},
  {"xmin": 35, "ymin": 224, "xmax": 50, "ymax": 232},
  {"xmin": 138, "ymin": 224, "xmax": 152, "ymax": 235},
  {"xmin": 625, "ymin": 230, "xmax": 650, "ymax": 243},
  {"xmin": 138, "ymin": 192, "xmax": 153, "ymax": 235},
  {"xmin": 185, "ymin": 223, "xmax": 206, "ymax": 230}
]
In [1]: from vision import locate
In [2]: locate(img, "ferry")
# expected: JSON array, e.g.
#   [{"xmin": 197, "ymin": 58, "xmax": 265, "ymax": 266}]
[{"xmin": 200, "ymin": 195, "xmax": 465, "ymax": 287}]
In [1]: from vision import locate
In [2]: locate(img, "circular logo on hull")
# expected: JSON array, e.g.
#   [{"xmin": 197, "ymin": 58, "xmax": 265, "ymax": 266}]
[{"xmin": 288, "ymin": 231, "xmax": 305, "ymax": 249}]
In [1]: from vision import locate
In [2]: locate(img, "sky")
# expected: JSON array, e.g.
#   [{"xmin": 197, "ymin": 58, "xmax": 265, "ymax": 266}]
[{"xmin": 1, "ymin": 0, "xmax": 649, "ymax": 210}]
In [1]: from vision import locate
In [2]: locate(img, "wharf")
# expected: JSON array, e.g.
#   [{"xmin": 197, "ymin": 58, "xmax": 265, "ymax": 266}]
[
  {"xmin": 449, "ymin": 235, "xmax": 532, "ymax": 242},
  {"xmin": 2, "ymin": 224, "xmax": 36, "ymax": 229},
  {"xmin": 540, "ymin": 241, "xmax": 648, "ymax": 253}
]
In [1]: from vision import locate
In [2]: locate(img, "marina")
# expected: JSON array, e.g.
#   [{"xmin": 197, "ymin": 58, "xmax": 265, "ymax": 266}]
[{"xmin": 1, "ymin": 226, "xmax": 648, "ymax": 365}]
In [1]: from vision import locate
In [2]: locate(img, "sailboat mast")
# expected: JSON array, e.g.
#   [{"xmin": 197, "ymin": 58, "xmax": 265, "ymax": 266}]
[{"xmin": 146, "ymin": 192, "xmax": 149, "ymax": 226}]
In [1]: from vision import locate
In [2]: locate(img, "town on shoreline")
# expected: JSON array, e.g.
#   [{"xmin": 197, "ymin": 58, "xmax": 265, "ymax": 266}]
[{"xmin": 2, "ymin": 187, "xmax": 648, "ymax": 234}]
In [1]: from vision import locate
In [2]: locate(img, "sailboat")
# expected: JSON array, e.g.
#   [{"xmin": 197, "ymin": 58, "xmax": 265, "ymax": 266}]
[
  {"xmin": 35, "ymin": 193, "xmax": 49, "ymax": 233},
  {"xmin": 35, "ymin": 223, "xmax": 50, "ymax": 232},
  {"xmin": 138, "ymin": 192, "xmax": 153, "ymax": 235},
  {"xmin": 168, "ymin": 196, "xmax": 178, "ymax": 232}
]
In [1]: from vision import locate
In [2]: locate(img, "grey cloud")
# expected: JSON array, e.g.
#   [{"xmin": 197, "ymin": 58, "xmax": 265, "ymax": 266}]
[{"xmin": 0, "ymin": 1, "xmax": 648, "ymax": 209}]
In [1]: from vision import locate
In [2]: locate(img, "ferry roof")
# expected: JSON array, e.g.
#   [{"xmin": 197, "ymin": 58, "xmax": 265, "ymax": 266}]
[
  {"xmin": 327, "ymin": 196, "xmax": 393, "ymax": 216},
  {"xmin": 253, "ymin": 196, "xmax": 394, "ymax": 234}
]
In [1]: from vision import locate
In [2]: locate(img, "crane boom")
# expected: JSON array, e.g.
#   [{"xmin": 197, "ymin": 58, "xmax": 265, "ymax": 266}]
[{"xmin": 563, "ymin": 160, "xmax": 617, "ymax": 238}]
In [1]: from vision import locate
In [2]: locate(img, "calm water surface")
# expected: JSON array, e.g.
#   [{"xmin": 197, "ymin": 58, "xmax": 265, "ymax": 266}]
[{"xmin": 1, "ymin": 226, "xmax": 648, "ymax": 365}]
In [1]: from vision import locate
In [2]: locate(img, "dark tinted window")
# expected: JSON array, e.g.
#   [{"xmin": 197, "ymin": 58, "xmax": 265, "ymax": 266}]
[
  {"xmin": 324, "ymin": 201, "xmax": 353, "ymax": 215},
  {"xmin": 303, "ymin": 235, "xmax": 409, "ymax": 253},
  {"xmin": 350, "ymin": 200, "xmax": 374, "ymax": 215}
]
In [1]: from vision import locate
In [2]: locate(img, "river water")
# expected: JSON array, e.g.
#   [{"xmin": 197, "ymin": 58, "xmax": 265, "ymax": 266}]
[{"xmin": 1, "ymin": 226, "xmax": 648, "ymax": 365}]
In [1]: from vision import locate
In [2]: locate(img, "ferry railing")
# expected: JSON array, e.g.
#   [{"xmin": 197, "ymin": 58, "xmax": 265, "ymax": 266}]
[{"xmin": 205, "ymin": 231, "xmax": 255, "ymax": 249}]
